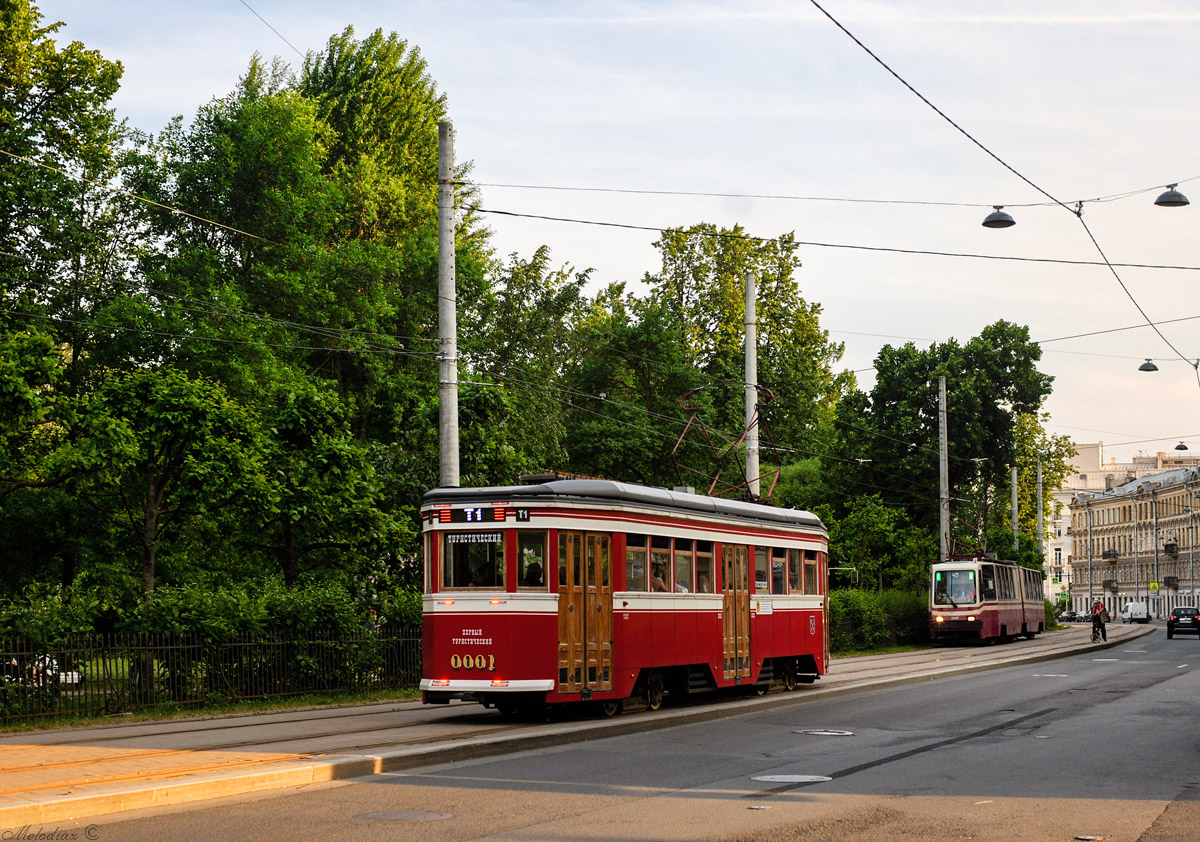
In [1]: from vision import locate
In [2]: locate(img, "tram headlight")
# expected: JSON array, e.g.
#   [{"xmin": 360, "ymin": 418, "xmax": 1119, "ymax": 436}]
[
  {"xmin": 934, "ymin": 616, "xmax": 944, "ymax": 623},
  {"xmin": 967, "ymin": 616, "xmax": 976, "ymax": 622}
]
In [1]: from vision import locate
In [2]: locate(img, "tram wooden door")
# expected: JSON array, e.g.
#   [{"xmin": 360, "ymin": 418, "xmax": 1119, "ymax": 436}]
[
  {"xmin": 722, "ymin": 545, "xmax": 751, "ymax": 682},
  {"xmin": 557, "ymin": 532, "xmax": 613, "ymax": 695}
]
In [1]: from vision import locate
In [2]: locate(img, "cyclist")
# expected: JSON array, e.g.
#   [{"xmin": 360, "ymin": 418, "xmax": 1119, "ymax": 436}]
[{"xmin": 1090, "ymin": 599, "xmax": 1108, "ymax": 642}]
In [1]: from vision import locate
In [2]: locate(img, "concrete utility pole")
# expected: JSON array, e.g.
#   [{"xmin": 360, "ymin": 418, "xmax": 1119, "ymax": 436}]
[
  {"xmin": 938, "ymin": 376, "xmax": 949, "ymax": 564},
  {"xmin": 437, "ymin": 121, "xmax": 460, "ymax": 487},
  {"xmin": 1037, "ymin": 460, "xmax": 1044, "ymax": 560},
  {"xmin": 744, "ymin": 270, "xmax": 760, "ymax": 500},
  {"xmin": 1011, "ymin": 466, "xmax": 1019, "ymax": 553}
]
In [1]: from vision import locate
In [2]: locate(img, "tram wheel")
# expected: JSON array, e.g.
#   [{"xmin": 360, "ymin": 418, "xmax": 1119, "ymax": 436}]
[
  {"xmin": 783, "ymin": 666, "xmax": 797, "ymax": 692},
  {"xmin": 646, "ymin": 669, "xmax": 664, "ymax": 711},
  {"xmin": 495, "ymin": 699, "xmax": 518, "ymax": 718},
  {"xmin": 600, "ymin": 699, "xmax": 623, "ymax": 717}
]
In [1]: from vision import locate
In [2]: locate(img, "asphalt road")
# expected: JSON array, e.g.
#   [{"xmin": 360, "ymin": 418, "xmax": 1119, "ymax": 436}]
[{"xmin": 48, "ymin": 627, "xmax": 1200, "ymax": 842}]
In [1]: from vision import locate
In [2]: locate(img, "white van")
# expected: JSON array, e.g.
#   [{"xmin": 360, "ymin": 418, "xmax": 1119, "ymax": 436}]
[{"xmin": 1121, "ymin": 601, "xmax": 1149, "ymax": 624}]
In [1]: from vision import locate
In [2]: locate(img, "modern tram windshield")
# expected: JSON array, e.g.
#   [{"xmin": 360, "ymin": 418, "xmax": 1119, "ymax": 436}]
[{"xmin": 933, "ymin": 569, "xmax": 978, "ymax": 605}]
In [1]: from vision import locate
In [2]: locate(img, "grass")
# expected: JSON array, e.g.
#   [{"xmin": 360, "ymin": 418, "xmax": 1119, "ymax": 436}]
[
  {"xmin": 831, "ymin": 642, "xmax": 932, "ymax": 659},
  {"xmin": 0, "ymin": 686, "xmax": 422, "ymax": 735}
]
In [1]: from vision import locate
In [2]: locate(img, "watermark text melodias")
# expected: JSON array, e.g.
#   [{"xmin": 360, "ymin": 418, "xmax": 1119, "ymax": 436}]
[{"xmin": 3, "ymin": 826, "xmax": 100, "ymax": 841}]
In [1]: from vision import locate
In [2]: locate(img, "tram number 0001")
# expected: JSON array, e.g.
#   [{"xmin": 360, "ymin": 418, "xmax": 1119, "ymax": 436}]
[{"xmin": 450, "ymin": 653, "xmax": 495, "ymax": 671}]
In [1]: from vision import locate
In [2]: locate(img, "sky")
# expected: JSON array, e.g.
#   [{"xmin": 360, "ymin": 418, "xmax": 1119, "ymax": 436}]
[{"xmin": 36, "ymin": 0, "xmax": 1200, "ymax": 466}]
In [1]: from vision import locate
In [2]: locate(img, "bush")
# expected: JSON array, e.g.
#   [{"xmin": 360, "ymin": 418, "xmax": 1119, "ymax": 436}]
[
  {"xmin": 829, "ymin": 588, "xmax": 931, "ymax": 652},
  {"xmin": 0, "ymin": 584, "xmax": 103, "ymax": 648},
  {"xmin": 879, "ymin": 589, "xmax": 929, "ymax": 644},
  {"xmin": 829, "ymin": 589, "xmax": 887, "ymax": 652}
]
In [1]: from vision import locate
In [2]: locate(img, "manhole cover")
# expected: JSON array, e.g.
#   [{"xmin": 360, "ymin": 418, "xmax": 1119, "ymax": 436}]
[
  {"xmin": 356, "ymin": 811, "xmax": 453, "ymax": 823},
  {"xmin": 794, "ymin": 729, "xmax": 854, "ymax": 736},
  {"xmin": 747, "ymin": 805, "xmax": 773, "ymax": 810},
  {"xmin": 751, "ymin": 775, "xmax": 833, "ymax": 783}
]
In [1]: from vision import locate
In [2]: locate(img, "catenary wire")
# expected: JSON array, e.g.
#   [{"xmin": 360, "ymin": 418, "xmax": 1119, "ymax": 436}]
[
  {"xmin": 807, "ymin": 0, "xmax": 1198, "ymax": 378},
  {"xmin": 470, "ymin": 207, "xmax": 1200, "ymax": 272}
]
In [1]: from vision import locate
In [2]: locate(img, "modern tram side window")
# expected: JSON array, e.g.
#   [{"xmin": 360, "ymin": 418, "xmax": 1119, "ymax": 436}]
[
  {"xmin": 517, "ymin": 532, "xmax": 547, "ymax": 589},
  {"xmin": 771, "ymin": 548, "xmax": 787, "ymax": 595},
  {"xmin": 998, "ymin": 566, "xmax": 1015, "ymax": 600},
  {"xmin": 443, "ymin": 531, "xmax": 505, "ymax": 589},
  {"xmin": 979, "ymin": 565, "xmax": 996, "ymax": 601},
  {"xmin": 695, "ymin": 541, "xmax": 714, "ymax": 593},
  {"xmin": 650, "ymin": 536, "xmax": 671, "ymax": 592},
  {"xmin": 625, "ymin": 533, "xmax": 648, "ymax": 592},
  {"xmin": 674, "ymin": 538, "xmax": 693, "ymax": 592}
]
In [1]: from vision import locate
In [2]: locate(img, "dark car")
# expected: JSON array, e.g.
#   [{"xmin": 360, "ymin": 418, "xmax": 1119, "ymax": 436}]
[
  {"xmin": 1058, "ymin": 611, "xmax": 1077, "ymax": 624},
  {"xmin": 1166, "ymin": 606, "xmax": 1200, "ymax": 639}
]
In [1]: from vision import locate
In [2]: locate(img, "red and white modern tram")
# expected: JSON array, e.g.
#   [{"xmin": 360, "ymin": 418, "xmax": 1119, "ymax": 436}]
[
  {"xmin": 419, "ymin": 479, "xmax": 829, "ymax": 714},
  {"xmin": 929, "ymin": 556, "xmax": 1045, "ymax": 643}
]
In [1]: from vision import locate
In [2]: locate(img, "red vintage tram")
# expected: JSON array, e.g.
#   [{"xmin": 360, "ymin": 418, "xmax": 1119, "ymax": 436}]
[
  {"xmin": 419, "ymin": 479, "xmax": 829, "ymax": 714},
  {"xmin": 929, "ymin": 556, "xmax": 1045, "ymax": 643}
]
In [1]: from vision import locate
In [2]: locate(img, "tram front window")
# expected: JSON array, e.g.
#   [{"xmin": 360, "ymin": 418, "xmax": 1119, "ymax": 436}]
[
  {"xmin": 933, "ymin": 569, "xmax": 977, "ymax": 605},
  {"xmin": 444, "ymin": 532, "xmax": 505, "ymax": 589}
]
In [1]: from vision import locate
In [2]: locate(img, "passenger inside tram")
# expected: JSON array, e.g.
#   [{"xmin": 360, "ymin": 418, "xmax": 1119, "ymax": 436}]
[
  {"xmin": 524, "ymin": 561, "xmax": 543, "ymax": 587},
  {"xmin": 651, "ymin": 565, "xmax": 669, "ymax": 592},
  {"xmin": 697, "ymin": 574, "xmax": 711, "ymax": 593}
]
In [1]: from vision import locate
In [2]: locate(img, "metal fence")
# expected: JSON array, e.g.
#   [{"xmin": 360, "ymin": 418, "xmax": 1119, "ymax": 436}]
[{"xmin": 0, "ymin": 627, "xmax": 422, "ymax": 724}]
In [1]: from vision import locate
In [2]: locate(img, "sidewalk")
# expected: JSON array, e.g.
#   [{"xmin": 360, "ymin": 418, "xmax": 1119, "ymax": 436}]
[{"xmin": 0, "ymin": 623, "xmax": 1153, "ymax": 828}]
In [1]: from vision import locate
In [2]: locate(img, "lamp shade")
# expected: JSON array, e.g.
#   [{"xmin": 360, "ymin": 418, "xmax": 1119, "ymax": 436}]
[
  {"xmin": 1155, "ymin": 184, "xmax": 1190, "ymax": 207},
  {"xmin": 1176, "ymin": 442, "xmax": 1188, "ymax": 451},
  {"xmin": 1139, "ymin": 359, "xmax": 1159, "ymax": 372},
  {"xmin": 982, "ymin": 206, "xmax": 1016, "ymax": 228}
]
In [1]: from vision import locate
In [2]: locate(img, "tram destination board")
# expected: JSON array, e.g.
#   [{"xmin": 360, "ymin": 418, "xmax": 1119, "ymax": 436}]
[{"xmin": 435, "ymin": 506, "xmax": 530, "ymax": 524}]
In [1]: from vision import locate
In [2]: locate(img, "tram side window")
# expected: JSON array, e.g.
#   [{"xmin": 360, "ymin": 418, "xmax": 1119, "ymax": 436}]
[
  {"xmin": 650, "ymin": 536, "xmax": 671, "ymax": 592},
  {"xmin": 998, "ymin": 566, "xmax": 1015, "ymax": 600},
  {"xmin": 674, "ymin": 538, "xmax": 693, "ymax": 592},
  {"xmin": 695, "ymin": 541, "xmax": 714, "ymax": 593},
  {"xmin": 517, "ymin": 532, "xmax": 547, "ymax": 589},
  {"xmin": 804, "ymin": 550, "xmax": 819, "ymax": 595},
  {"xmin": 786, "ymin": 549, "xmax": 800, "ymax": 592},
  {"xmin": 771, "ymin": 548, "xmax": 786, "ymax": 595},
  {"xmin": 754, "ymin": 547, "xmax": 769, "ymax": 593},
  {"xmin": 626, "ymin": 533, "xmax": 648, "ymax": 592},
  {"xmin": 444, "ymin": 532, "xmax": 505, "ymax": 589},
  {"xmin": 979, "ymin": 565, "xmax": 996, "ymax": 600}
]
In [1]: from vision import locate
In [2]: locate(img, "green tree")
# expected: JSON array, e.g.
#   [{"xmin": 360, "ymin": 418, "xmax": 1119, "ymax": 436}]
[
  {"xmin": 562, "ymin": 285, "xmax": 703, "ymax": 485},
  {"xmin": 464, "ymin": 247, "xmax": 589, "ymax": 476},
  {"xmin": 77, "ymin": 368, "xmax": 266, "ymax": 594},
  {"xmin": 649, "ymin": 224, "xmax": 849, "ymax": 459},
  {"xmin": 831, "ymin": 320, "xmax": 1053, "ymax": 553},
  {"xmin": 255, "ymin": 385, "xmax": 406, "ymax": 588}
]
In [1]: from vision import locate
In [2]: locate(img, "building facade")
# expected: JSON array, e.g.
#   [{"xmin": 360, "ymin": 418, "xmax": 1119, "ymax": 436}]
[{"xmin": 1068, "ymin": 466, "xmax": 1200, "ymax": 618}]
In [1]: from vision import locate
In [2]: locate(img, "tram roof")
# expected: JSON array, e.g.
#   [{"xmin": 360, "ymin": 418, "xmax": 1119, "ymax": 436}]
[{"xmin": 423, "ymin": 479, "xmax": 826, "ymax": 532}]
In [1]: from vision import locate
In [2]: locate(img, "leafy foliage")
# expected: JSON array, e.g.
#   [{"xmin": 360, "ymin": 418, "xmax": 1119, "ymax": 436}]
[{"xmin": 0, "ymin": 3, "xmax": 1069, "ymax": 660}]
